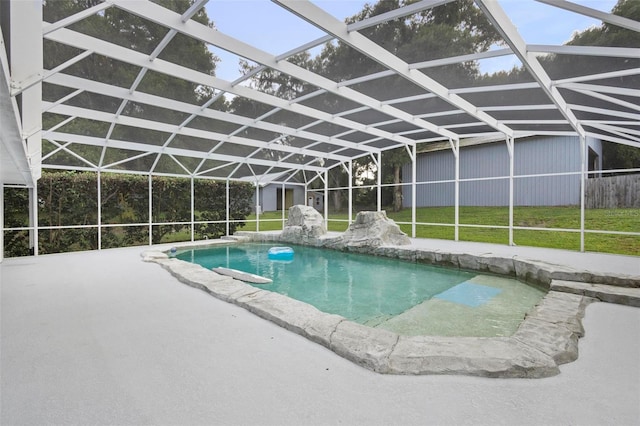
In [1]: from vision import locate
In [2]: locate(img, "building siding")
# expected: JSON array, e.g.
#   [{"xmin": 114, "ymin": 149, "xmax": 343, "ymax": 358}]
[
  {"xmin": 403, "ymin": 136, "xmax": 599, "ymax": 207},
  {"xmin": 256, "ymin": 184, "xmax": 305, "ymax": 212}
]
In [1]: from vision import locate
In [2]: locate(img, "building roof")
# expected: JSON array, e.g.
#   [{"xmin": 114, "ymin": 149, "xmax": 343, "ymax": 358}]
[{"xmin": 1, "ymin": 0, "xmax": 639, "ymax": 187}]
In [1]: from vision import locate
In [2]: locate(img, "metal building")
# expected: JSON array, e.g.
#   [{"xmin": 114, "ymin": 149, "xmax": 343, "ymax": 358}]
[{"xmin": 403, "ymin": 136, "xmax": 604, "ymax": 207}]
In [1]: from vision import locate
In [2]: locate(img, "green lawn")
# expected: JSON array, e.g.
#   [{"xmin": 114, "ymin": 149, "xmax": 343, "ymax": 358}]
[{"xmin": 239, "ymin": 206, "xmax": 639, "ymax": 256}]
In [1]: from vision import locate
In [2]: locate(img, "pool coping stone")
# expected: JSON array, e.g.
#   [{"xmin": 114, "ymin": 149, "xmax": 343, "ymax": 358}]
[
  {"xmin": 140, "ymin": 234, "xmax": 639, "ymax": 378},
  {"xmin": 232, "ymin": 231, "xmax": 639, "ymax": 288}
]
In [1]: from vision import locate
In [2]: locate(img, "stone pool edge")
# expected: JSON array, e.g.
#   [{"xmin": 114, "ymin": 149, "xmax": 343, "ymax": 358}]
[
  {"xmin": 139, "ymin": 238, "xmax": 635, "ymax": 378},
  {"xmin": 235, "ymin": 231, "xmax": 640, "ymax": 289}
]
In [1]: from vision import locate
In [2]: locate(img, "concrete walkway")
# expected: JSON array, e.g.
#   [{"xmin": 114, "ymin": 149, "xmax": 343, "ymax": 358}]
[
  {"xmin": 407, "ymin": 237, "xmax": 640, "ymax": 278},
  {"xmin": 2, "ymin": 245, "xmax": 639, "ymax": 425}
]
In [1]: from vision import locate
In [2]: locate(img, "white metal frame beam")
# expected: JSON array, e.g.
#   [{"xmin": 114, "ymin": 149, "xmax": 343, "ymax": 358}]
[
  {"xmin": 274, "ymin": 0, "xmax": 513, "ymax": 139},
  {"xmin": 43, "ymin": 102, "xmax": 347, "ymax": 161},
  {"xmin": 536, "ymin": 0, "xmax": 640, "ymax": 32},
  {"xmin": 44, "ymin": 28, "xmax": 397, "ymax": 153},
  {"xmin": 42, "ymin": 2, "xmax": 112, "ymax": 35},
  {"xmin": 44, "ymin": 131, "xmax": 325, "ymax": 173},
  {"xmin": 0, "ymin": 29, "xmax": 33, "ymax": 186},
  {"xmin": 110, "ymin": 0, "xmax": 457, "ymax": 142},
  {"xmin": 44, "ymin": 73, "xmax": 369, "ymax": 162},
  {"xmin": 528, "ymin": 44, "xmax": 640, "ymax": 58},
  {"xmin": 8, "ymin": 0, "xmax": 42, "ymax": 182},
  {"xmin": 475, "ymin": 0, "xmax": 587, "ymax": 139},
  {"xmin": 129, "ymin": 0, "xmax": 210, "ymax": 173},
  {"xmin": 5, "ymin": 0, "xmax": 640, "ymax": 184},
  {"xmin": 554, "ymin": 67, "xmax": 640, "ymax": 86}
]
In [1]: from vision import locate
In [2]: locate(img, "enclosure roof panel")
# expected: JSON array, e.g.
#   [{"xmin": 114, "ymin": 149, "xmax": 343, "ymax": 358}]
[{"xmin": 1, "ymin": 0, "xmax": 638, "ymax": 186}]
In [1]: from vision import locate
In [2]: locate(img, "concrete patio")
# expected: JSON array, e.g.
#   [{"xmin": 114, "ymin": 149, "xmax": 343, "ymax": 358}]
[{"xmin": 1, "ymin": 242, "xmax": 639, "ymax": 425}]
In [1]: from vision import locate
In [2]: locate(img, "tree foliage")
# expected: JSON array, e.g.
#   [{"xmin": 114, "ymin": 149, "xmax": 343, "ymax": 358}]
[
  {"xmin": 563, "ymin": 0, "xmax": 640, "ymax": 170},
  {"xmin": 4, "ymin": 172, "xmax": 254, "ymax": 257},
  {"xmin": 3, "ymin": 187, "xmax": 31, "ymax": 256},
  {"xmin": 602, "ymin": 142, "xmax": 640, "ymax": 172},
  {"xmin": 42, "ymin": 0, "xmax": 224, "ymax": 171},
  {"xmin": 480, "ymin": 0, "xmax": 640, "ymax": 170},
  {"xmin": 312, "ymin": 0, "xmax": 500, "ymax": 211},
  {"xmin": 38, "ymin": 171, "xmax": 99, "ymax": 253},
  {"xmin": 228, "ymin": 0, "xmax": 502, "ymax": 213}
]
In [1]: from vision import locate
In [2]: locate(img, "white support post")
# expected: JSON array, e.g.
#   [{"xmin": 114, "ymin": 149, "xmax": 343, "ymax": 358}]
[
  {"xmin": 9, "ymin": 0, "xmax": 43, "ymax": 183},
  {"xmin": 411, "ymin": 144, "xmax": 417, "ymax": 238},
  {"xmin": 225, "ymin": 179, "xmax": 230, "ymax": 236},
  {"xmin": 148, "ymin": 174, "xmax": 153, "ymax": 245},
  {"xmin": 281, "ymin": 182, "xmax": 286, "ymax": 228},
  {"xmin": 348, "ymin": 160, "xmax": 353, "ymax": 224},
  {"xmin": 97, "ymin": 170, "xmax": 102, "ymax": 250},
  {"xmin": 324, "ymin": 169, "xmax": 329, "ymax": 230},
  {"xmin": 0, "ymin": 184, "xmax": 4, "ymax": 262},
  {"xmin": 454, "ymin": 139, "xmax": 460, "ymax": 242},
  {"xmin": 190, "ymin": 176, "xmax": 195, "ymax": 241},
  {"xmin": 255, "ymin": 182, "xmax": 260, "ymax": 232},
  {"xmin": 580, "ymin": 135, "xmax": 586, "ymax": 252},
  {"xmin": 506, "ymin": 136, "xmax": 514, "ymax": 246},
  {"xmin": 377, "ymin": 152, "xmax": 382, "ymax": 212},
  {"xmin": 28, "ymin": 186, "xmax": 38, "ymax": 255}
]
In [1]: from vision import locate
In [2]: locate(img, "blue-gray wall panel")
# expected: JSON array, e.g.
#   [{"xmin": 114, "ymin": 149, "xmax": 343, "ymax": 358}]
[
  {"xmin": 514, "ymin": 175, "xmax": 579, "ymax": 206},
  {"xmin": 415, "ymin": 182, "xmax": 455, "ymax": 207},
  {"xmin": 460, "ymin": 143, "xmax": 509, "ymax": 179},
  {"xmin": 403, "ymin": 136, "xmax": 590, "ymax": 207},
  {"xmin": 255, "ymin": 184, "xmax": 305, "ymax": 212},
  {"xmin": 460, "ymin": 179, "xmax": 509, "ymax": 206},
  {"xmin": 514, "ymin": 136, "xmax": 579, "ymax": 175},
  {"xmin": 414, "ymin": 149, "xmax": 455, "ymax": 182}
]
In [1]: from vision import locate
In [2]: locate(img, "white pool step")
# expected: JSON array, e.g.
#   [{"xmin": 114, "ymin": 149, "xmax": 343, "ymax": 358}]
[{"xmin": 212, "ymin": 267, "xmax": 272, "ymax": 284}]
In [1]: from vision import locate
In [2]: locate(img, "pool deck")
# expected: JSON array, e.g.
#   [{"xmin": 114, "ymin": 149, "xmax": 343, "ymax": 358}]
[
  {"xmin": 407, "ymin": 236, "xmax": 640, "ymax": 278},
  {"xmin": 2, "ymin": 241, "xmax": 639, "ymax": 425}
]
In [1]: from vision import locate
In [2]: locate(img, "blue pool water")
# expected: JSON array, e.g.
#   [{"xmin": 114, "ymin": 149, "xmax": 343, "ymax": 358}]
[{"xmin": 176, "ymin": 243, "xmax": 545, "ymax": 336}]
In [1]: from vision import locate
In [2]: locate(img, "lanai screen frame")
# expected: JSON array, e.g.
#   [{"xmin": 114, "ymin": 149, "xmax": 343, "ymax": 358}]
[{"xmin": 1, "ymin": 0, "xmax": 639, "ymax": 260}]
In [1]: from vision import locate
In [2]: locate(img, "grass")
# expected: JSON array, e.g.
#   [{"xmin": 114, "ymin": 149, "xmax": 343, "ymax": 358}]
[{"xmin": 239, "ymin": 206, "xmax": 639, "ymax": 256}]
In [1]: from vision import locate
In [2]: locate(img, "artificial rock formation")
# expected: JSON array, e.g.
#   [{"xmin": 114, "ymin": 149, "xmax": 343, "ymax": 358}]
[
  {"xmin": 277, "ymin": 207, "xmax": 410, "ymax": 249},
  {"xmin": 340, "ymin": 211, "xmax": 410, "ymax": 248},
  {"xmin": 280, "ymin": 205, "xmax": 327, "ymax": 243}
]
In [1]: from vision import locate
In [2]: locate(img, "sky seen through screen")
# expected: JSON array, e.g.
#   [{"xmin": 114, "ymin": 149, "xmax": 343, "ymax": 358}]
[{"xmin": 206, "ymin": 0, "xmax": 618, "ymax": 82}]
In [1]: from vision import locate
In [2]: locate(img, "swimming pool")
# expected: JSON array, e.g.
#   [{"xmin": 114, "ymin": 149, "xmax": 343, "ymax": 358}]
[
  {"xmin": 146, "ymin": 238, "xmax": 599, "ymax": 377},
  {"xmin": 176, "ymin": 243, "xmax": 545, "ymax": 337}
]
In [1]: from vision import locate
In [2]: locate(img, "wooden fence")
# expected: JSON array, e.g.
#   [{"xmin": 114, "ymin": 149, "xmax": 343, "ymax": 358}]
[{"xmin": 586, "ymin": 174, "xmax": 640, "ymax": 208}]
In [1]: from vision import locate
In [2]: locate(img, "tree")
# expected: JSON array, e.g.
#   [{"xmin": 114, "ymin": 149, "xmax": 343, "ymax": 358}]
[
  {"xmin": 312, "ymin": 0, "xmax": 500, "ymax": 211},
  {"xmin": 222, "ymin": 0, "xmax": 502, "ymax": 212},
  {"xmin": 42, "ymin": 0, "xmax": 222, "ymax": 171},
  {"xmin": 227, "ymin": 55, "xmax": 318, "ymax": 168},
  {"xmin": 561, "ymin": 0, "xmax": 640, "ymax": 171},
  {"xmin": 482, "ymin": 0, "xmax": 640, "ymax": 170},
  {"xmin": 602, "ymin": 142, "xmax": 640, "ymax": 173},
  {"xmin": 3, "ymin": 171, "xmax": 255, "ymax": 256},
  {"xmin": 38, "ymin": 171, "xmax": 99, "ymax": 253},
  {"xmin": 236, "ymin": 54, "xmax": 314, "ymax": 101},
  {"xmin": 2, "ymin": 187, "xmax": 30, "ymax": 256}
]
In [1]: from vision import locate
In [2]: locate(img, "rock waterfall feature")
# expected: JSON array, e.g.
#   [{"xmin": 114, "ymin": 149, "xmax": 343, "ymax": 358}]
[
  {"xmin": 280, "ymin": 205, "xmax": 327, "ymax": 243},
  {"xmin": 340, "ymin": 210, "xmax": 410, "ymax": 248},
  {"xmin": 278, "ymin": 206, "xmax": 410, "ymax": 249}
]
